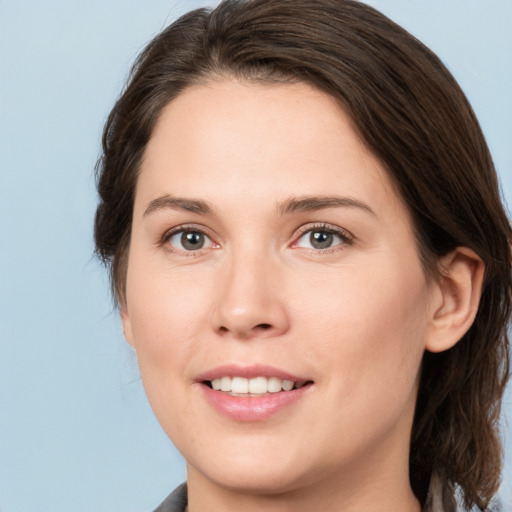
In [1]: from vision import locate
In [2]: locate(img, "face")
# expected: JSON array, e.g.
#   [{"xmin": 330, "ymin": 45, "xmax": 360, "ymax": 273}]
[{"xmin": 122, "ymin": 80, "xmax": 435, "ymax": 496}]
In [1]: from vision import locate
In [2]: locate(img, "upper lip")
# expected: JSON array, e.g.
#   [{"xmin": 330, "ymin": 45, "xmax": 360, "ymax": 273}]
[{"xmin": 195, "ymin": 364, "xmax": 311, "ymax": 383}]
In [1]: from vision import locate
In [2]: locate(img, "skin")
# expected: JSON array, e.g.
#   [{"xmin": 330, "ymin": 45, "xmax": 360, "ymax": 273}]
[{"xmin": 122, "ymin": 80, "xmax": 484, "ymax": 512}]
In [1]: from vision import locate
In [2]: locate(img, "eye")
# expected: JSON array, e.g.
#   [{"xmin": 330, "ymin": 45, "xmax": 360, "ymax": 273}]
[
  {"xmin": 165, "ymin": 228, "xmax": 215, "ymax": 252},
  {"xmin": 294, "ymin": 225, "xmax": 352, "ymax": 251}
]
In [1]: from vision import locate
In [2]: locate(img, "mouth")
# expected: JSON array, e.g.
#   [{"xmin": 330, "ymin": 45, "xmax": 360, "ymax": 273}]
[
  {"xmin": 203, "ymin": 376, "xmax": 313, "ymax": 397},
  {"xmin": 196, "ymin": 366, "xmax": 314, "ymax": 421}
]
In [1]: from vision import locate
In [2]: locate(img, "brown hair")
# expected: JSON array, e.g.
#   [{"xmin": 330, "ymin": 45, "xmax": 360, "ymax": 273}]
[{"xmin": 94, "ymin": 0, "xmax": 512, "ymax": 509}]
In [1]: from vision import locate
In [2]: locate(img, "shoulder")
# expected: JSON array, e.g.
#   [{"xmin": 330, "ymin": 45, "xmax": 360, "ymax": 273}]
[
  {"xmin": 152, "ymin": 483, "xmax": 188, "ymax": 512},
  {"xmin": 423, "ymin": 473, "xmax": 457, "ymax": 512}
]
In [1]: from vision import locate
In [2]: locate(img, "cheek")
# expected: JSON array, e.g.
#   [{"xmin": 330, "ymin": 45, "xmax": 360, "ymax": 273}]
[
  {"xmin": 124, "ymin": 266, "xmax": 214, "ymax": 433},
  {"xmin": 127, "ymin": 261, "xmax": 212, "ymax": 351},
  {"xmin": 287, "ymin": 260, "xmax": 429, "ymax": 464},
  {"xmin": 295, "ymin": 257, "xmax": 429, "ymax": 394}
]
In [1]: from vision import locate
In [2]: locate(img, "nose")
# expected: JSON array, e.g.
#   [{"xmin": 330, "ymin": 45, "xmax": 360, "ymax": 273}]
[{"xmin": 211, "ymin": 251, "xmax": 290, "ymax": 340}]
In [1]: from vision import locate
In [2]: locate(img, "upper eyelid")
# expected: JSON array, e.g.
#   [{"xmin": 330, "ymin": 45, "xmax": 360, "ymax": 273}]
[
  {"xmin": 158, "ymin": 221, "xmax": 354, "ymax": 248},
  {"xmin": 292, "ymin": 222, "xmax": 354, "ymax": 241},
  {"xmin": 160, "ymin": 225, "xmax": 219, "ymax": 256},
  {"xmin": 161, "ymin": 223, "xmax": 216, "ymax": 242}
]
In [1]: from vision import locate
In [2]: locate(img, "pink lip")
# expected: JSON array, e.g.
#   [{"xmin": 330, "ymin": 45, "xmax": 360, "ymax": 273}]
[{"xmin": 195, "ymin": 364, "xmax": 313, "ymax": 422}]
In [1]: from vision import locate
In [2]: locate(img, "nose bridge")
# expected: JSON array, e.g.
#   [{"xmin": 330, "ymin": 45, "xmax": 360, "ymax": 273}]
[{"xmin": 212, "ymin": 241, "xmax": 289, "ymax": 339}]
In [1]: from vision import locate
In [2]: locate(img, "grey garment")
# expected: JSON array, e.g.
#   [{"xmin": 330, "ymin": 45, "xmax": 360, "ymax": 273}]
[
  {"xmin": 153, "ymin": 483, "xmax": 187, "ymax": 512},
  {"xmin": 152, "ymin": 476, "xmax": 454, "ymax": 512},
  {"xmin": 423, "ymin": 473, "xmax": 457, "ymax": 512}
]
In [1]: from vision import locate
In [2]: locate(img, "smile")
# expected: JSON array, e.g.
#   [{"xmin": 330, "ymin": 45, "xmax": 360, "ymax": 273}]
[
  {"xmin": 207, "ymin": 376, "xmax": 308, "ymax": 396},
  {"xmin": 196, "ymin": 366, "xmax": 314, "ymax": 421}
]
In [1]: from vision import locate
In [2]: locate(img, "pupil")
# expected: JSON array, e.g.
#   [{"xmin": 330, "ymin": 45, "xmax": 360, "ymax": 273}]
[
  {"xmin": 310, "ymin": 231, "xmax": 333, "ymax": 249},
  {"xmin": 181, "ymin": 232, "xmax": 204, "ymax": 250}
]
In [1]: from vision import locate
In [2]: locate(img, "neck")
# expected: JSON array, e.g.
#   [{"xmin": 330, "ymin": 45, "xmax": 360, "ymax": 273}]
[{"xmin": 186, "ymin": 455, "xmax": 421, "ymax": 512}]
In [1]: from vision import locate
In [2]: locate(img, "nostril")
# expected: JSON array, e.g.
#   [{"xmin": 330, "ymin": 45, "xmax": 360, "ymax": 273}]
[
  {"xmin": 256, "ymin": 323, "xmax": 272, "ymax": 330},
  {"xmin": 216, "ymin": 322, "xmax": 278, "ymax": 338}
]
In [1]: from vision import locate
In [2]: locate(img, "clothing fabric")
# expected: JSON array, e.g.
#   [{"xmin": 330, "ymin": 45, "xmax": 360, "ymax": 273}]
[
  {"xmin": 423, "ymin": 473, "xmax": 457, "ymax": 512},
  {"xmin": 153, "ymin": 483, "xmax": 188, "ymax": 512},
  {"xmin": 151, "ymin": 475, "xmax": 455, "ymax": 512}
]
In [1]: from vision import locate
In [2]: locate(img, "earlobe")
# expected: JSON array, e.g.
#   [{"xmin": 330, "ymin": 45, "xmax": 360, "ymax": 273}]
[
  {"xmin": 425, "ymin": 247, "xmax": 485, "ymax": 353},
  {"xmin": 121, "ymin": 307, "xmax": 135, "ymax": 347}
]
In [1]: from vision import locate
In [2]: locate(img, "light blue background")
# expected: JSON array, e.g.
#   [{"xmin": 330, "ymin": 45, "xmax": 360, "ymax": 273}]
[{"xmin": 0, "ymin": 1, "xmax": 511, "ymax": 511}]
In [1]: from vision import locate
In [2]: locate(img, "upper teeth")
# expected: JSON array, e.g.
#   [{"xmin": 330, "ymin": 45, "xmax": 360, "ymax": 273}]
[{"xmin": 211, "ymin": 376, "xmax": 300, "ymax": 394}]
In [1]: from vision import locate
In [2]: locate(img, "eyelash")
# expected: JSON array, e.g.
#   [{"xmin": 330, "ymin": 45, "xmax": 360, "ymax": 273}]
[
  {"xmin": 160, "ymin": 224, "xmax": 217, "ymax": 257},
  {"xmin": 160, "ymin": 222, "xmax": 354, "ymax": 256},
  {"xmin": 292, "ymin": 222, "xmax": 354, "ymax": 252}
]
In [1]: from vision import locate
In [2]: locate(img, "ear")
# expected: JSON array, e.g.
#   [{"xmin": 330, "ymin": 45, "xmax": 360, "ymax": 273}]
[
  {"xmin": 120, "ymin": 307, "xmax": 135, "ymax": 347},
  {"xmin": 425, "ymin": 247, "xmax": 485, "ymax": 353}
]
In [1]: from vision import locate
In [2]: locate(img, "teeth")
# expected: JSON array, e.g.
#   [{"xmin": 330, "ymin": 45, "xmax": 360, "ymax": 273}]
[
  {"xmin": 209, "ymin": 376, "xmax": 305, "ymax": 395},
  {"xmin": 267, "ymin": 377, "xmax": 282, "ymax": 393},
  {"xmin": 232, "ymin": 377, "xmax": 249, "ymax": 394},
  {"xmin": 248, "ymin": 376, "xmax": 267, "ymax": 394},
  {"xmin": 220, "ymin": 376, "xmax": 231, "ymax": 392},
  {"xmin": 282, "ymin": 380, "xmax": 294, "ymax": 391}
]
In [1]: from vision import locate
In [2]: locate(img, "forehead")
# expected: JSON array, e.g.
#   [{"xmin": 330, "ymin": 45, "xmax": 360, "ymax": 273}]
[{"xmin": 137, "ymin": 80, "xmax": 403, "ymax": 221}]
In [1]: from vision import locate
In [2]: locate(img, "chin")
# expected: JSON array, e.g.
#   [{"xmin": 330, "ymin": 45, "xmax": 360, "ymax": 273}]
[
  {"xmin": 202, "ymin": 464, "xmax": 312, "ymax": 496},
  {"xmin": 187, "ymin": 440, "xmax": 318, "ymax": 495}
]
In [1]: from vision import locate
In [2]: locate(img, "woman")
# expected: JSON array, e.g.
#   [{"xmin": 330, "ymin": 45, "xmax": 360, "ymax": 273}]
[{"xmin": 94, "ymin": 0, "xmax": 511, "ymax": 510}]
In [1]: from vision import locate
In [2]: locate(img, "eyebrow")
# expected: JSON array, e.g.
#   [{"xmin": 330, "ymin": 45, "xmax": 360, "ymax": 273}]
[
  {"xmin": 278, "ymin": 196, "xmax": 376, "ymax": 216},
  {"xmin": 144, "ymin": 195, "xmax": 214, "ymax": 216},
  {"xmin": 143, "ymin": 194, "xmax": 375, "ymax": 218}
]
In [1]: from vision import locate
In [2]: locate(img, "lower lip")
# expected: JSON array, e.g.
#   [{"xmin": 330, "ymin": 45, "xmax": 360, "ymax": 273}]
[{"xmin": 199, "ymin": 384, "xmax": 311, "ymax": 422}]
